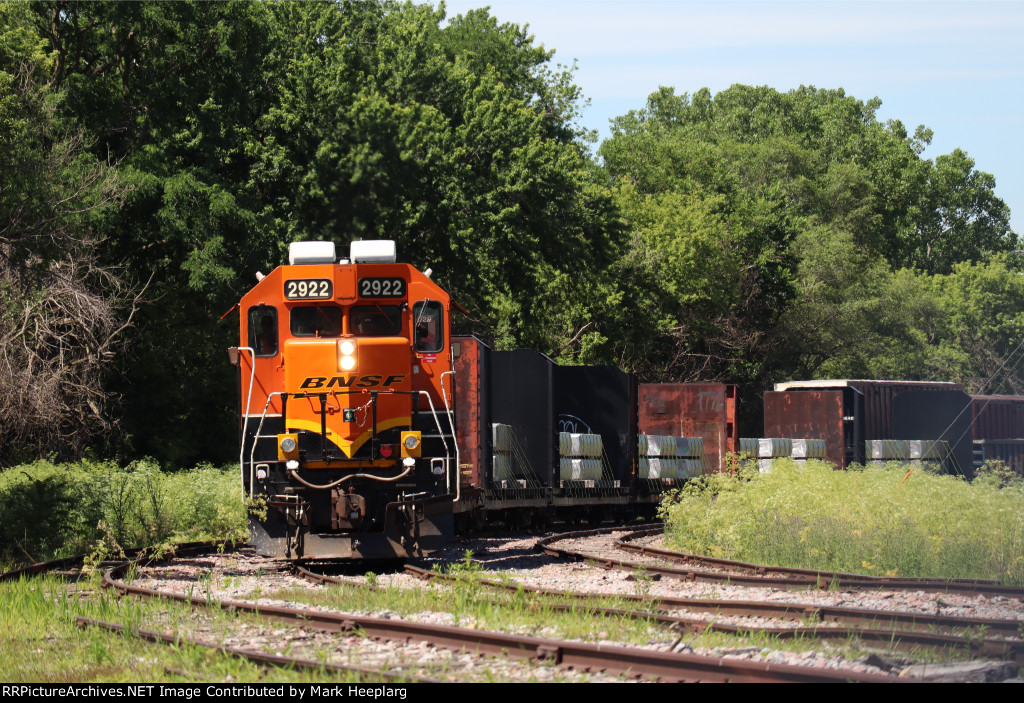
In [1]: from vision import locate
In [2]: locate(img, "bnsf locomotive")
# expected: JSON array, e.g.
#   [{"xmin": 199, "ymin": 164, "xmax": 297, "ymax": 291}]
[
  {"xmin": 233, "ymin": 240, "xmax": 459, "ymax": 560},
  {"xmin": 231, "ymin": 240, "xmax": 735, "ymax": 561}
]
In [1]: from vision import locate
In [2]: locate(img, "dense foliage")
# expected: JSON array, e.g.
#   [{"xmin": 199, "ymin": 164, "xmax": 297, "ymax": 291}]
[
  {"xmin": 0, "ymin": 459, "xmax": 244, "ymax": 564},
  {"xmin": 599, "ymin": 86, "xmax": 1018, "ymax": 398},
  {"xmin": 660, "ymin": 460, "xmax": 1024, "ymax": 584},
  {"xmin": 0, "ymin": 0, "xmax": 1019, "ymax": 465}
]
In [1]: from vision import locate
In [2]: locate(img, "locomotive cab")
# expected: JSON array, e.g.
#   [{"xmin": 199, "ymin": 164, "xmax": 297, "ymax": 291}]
[{"xmin": 232, "ymin": 240, "xmax": 457, "ymax": 560}]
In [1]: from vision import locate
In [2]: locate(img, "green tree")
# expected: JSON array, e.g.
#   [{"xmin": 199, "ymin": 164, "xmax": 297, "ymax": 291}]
[
  {"xmin": 19, "ymin": 0, "xmax": 614, "ymax": 464},
  {"xmin": 600, "ymin": 84, "xmax": 1017, "ymax": 400}
]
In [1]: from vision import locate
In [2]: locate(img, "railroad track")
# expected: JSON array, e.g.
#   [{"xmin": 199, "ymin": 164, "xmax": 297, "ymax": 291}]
[
  {"xmin": 388, "ymin": 564, "xmax": 1024, "ymax": 662},
  {"xmin": 75, "ymin": 616, "xmax": 437, "ymax": 683},
  {"xmin": 539, "ymin": 526, "xmax": 1024, "ymax": 599},
  {"xmin": 6, "ymin": 533, "xmax": 1023, "ymax": 682},
  {"xmin": 100, "ymin": 553, "xmax": 898, "ymax": 683},
  {"xmin": 614, "ymin": 527, "xmax": 1024, "ymax": 598}
]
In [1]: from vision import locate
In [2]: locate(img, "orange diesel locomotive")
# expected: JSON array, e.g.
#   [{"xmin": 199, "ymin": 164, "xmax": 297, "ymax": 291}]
[{"xmin": 232, "ymin": 240, "xmax": 457, "ymax": 560}]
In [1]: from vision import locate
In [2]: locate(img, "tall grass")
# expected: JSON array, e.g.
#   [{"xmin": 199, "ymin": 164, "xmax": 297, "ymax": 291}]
[
  {"xmin": 0, "ymin": 459, "xmax": 247, "ymax": 565},
  {"xmin": 660, "ymin": 460, "xmax": 1024, "ymax": 585}
]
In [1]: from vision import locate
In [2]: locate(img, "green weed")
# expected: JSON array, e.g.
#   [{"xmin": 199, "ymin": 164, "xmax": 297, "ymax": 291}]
[
  {"xmin": 0, "ymin": 460, "xmax": 247, "ymax": 565},
  {"xmin": 660, "ymin": 460, "xmax": 1024, "ymax": 584}
]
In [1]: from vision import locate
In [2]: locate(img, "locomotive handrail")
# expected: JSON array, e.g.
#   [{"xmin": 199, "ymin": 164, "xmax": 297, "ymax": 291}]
[
  {"xmin": 243, "ymin": 386, "xmax": 456, "ymax": 498},
  {"xmin": 440, "ymin": 370, "xmax": 461, "ymax": 503},
  {"xmin": 248, "ymin": 390, "xmax": 285, "ymax": 498},
  {"xmin": 237, "ymin": 346, "xmax": 257, "ymax": 494},
  {"xmin": 416, "ymin": 389, "xmax": 454, "ymax": 497}
]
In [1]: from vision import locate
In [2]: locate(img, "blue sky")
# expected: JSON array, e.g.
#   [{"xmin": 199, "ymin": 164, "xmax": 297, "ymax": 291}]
[{"xmin": 438, "ymin": 0, "xmax": 1024, "ymax": 233}]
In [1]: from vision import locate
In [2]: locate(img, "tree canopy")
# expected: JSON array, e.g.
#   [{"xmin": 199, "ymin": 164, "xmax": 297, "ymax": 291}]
[
  {"xmin": 1, "ymin": 2, "xmax": 1019, "ymax": 464},
  {"xmin": 598, "ymin": 84, "xmax": 1019, "ymax": 406}
]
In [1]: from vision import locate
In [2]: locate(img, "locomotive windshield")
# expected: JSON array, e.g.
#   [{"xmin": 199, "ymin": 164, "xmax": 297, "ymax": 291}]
[
  {"xmin": 290, "ymin": 304, "xmax": 344, "ymax": 337},
  {"xmin": 350, "ymin": 305, "xmax": 402, "ymax": 336}
]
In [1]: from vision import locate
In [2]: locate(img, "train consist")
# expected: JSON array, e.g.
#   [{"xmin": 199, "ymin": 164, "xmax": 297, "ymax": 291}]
[{"xmin": 230, "ymin": 240, "xmax": 1024, "ymax": 561}]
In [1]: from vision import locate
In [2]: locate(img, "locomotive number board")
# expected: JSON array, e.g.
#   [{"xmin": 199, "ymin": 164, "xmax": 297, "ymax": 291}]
[
  {"xmin": 284, "ymin": 278, "xmax": 333, "ymax": 300},
  {"xmin": 358, "ymin": 277, "xmax": 406, "ymax": 298}
]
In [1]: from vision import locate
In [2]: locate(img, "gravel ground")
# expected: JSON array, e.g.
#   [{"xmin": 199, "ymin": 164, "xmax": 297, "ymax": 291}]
[
  {"xmin": 135, "ymin": 549, "xmax": 635, "ymax": 683},
  {"xmin": 130, "ymin": 531, "xmax": 1024, "ymax": 683}
]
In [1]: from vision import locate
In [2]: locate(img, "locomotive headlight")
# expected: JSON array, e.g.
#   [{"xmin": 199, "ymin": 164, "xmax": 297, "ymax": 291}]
[
  {"xmin": 280, "ymin": 437, "xmax": 297, "ymax": 453},
  {"xmin": 338, "ymin": 338, "xmax": 357, "ymax": 371}
]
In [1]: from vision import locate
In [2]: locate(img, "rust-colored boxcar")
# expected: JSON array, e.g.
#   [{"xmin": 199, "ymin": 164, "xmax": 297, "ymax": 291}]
[
  {"xmin": 452, "ymin": 335, "xmax": 490, "ymax": 489},
  {"xmin": 638, "ymin": 384, "xmax": 738, "ymax": 473},
  {"xmin": 971, "ymin": 395, "xmax": 1024, "ymax": 440},
  {"xmin": 763, "ymin": 390, "xmax": 848, "ymax": 468},
  {"xmin": 767, "ymin": 380, "xmax": 964, "ymax": 469}
]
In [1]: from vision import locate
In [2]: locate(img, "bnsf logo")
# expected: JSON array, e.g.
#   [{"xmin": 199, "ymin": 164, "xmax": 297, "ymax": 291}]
[{"xmin": 299, "ymin": 375, "xmax": 406, "ymax": 389}]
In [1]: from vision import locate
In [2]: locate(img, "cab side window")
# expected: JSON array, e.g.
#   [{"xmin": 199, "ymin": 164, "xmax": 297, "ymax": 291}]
[
  {"xmin": 247, "ymin": 305, "xmax": 278, "ymax": 357},
  {"xmin": 412, "ymin": 300, "xmax": 443, "ymax": 353}
]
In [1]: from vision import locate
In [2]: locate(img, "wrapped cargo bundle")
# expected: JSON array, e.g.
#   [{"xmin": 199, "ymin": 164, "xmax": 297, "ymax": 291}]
[
  {"xmin": 638, "ymin": 434, "xmax": 705, "ymax": 479},
  {"xmin": 492, "ymin": 423, "xmax": 516, "ymax": 481},
  {"xmin": 558, "ymin": 432, "xmax": 603, "ymax": 458},
  {"xmin": 909, "ymin": 439, "xmax": 949, "ymax": 460},
  {"xmin": 739, "ymin": 437, "xmax": 759, "ymax": 456},
  {"xmin": 867, "ymin": 439, "xmax": 911, "ymax": 460},
  {"xmin": 678, "ymin": 458, "xmax": 703, "ymax": 478},
  {"xmin": 758, "ymin": 438, "xmax": 793, "ymax": 458},
  {"xmin": 638, "ymin": 434, "xmax": 674, "ymax": 457},
  {"xmin": 559, "ymin": 457, "xmax": 603, "ymax": 481},
  {"xmin": 675, "ymin": 436, "xmax": 704, "ymax": 458},
  {"xmin": 792, "ymin": 438, "xmax": 827, "ymax": 459},
  {"xmin": 638, "ymin": 435, "xmax": 704, "ymax": 458},
  {"xmin": 492, "ymin": 423, "xmax": 514, "ymax": 453},
  {"xmin": 639, "ymin": 456, "xmax": 678, "ymax": 479},
  {"xmin": 492, "ymin": 453, "xmax": 515, "ymax": 481}
]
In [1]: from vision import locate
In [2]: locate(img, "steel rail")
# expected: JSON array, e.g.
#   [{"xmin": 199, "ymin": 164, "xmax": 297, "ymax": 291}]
[
  {"xmin": 384, "ymin": 565, "xmax": 1024, "ymax": 663},
  {"xmin": 75, "ymin": 616, "xmax": 435, "ymax": 682},
  {"xmin": 104, "ymin": 558, "xmax": 897, "ymax": 682},
  {"xmin": 616, "ymin": 528, "xmax": 1022, "ymax": 597},
  {"xmin": 397, "ymin": 563, "xmax": 1024, "ymax": 638},
  {"xmin": 0, "ymin": 540, "xmax": 234, "ymax": 583},
  {"xmin": 538, "ymin": 528, "xmax": 1024, "ymax": 599},
  {"xmin": 618, "ymin": 526, "xmax": 1001, "ymax": 585}
]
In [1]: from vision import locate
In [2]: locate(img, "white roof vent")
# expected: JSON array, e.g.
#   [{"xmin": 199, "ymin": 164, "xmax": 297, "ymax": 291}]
[
  {"xmin": 289, "ymin": 241, "xmax": 336, "ymax": 266},
  {"xmin": 350, "ymin": 240, "xmax": 396, "ymax": 264}
]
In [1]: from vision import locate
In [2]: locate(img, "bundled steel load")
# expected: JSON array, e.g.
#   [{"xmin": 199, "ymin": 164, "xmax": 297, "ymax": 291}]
[
  {"xmin": 492, "ymin": 423, "xmax": 516, "ymax": 482},
  {"xmin": 792, "ymin": 439, "xmax": 828, "ymax": 459},
  {"xmin": 741, "ymin": 437, "xmax": 828, "ymax": 471},
  {"xmin": 867, "ymin": 439, "xmax": 911, "ymax": 460},
  {"xmin": 638, "ymin": 434, "xmax": 704, "ymax": 479},
  {"xmin": 558, "ymin": 431, "xmax": 604, "ymax": 481},
  {"xmin": 867, "ymin": 439, "xmax": 951, "ymax": 466},
  {"xmin": 558, "ymin": 432, "xmax": 603, "ymax": 458}
]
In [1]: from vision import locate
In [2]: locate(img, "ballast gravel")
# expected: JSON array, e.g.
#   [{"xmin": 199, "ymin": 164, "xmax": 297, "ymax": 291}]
[{"xmin": 131, "ymin": 531, "xmax": 1024, "ymax": 683}]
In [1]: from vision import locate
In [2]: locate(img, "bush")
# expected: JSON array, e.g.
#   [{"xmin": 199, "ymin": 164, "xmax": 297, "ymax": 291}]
[
  {"xmin": 0, "ymin": 459, "xmax": 247, "ymax": 565},
  {"xmin": 659, "ymin": 459, "xmax": 1024, "ymax": 584}
]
